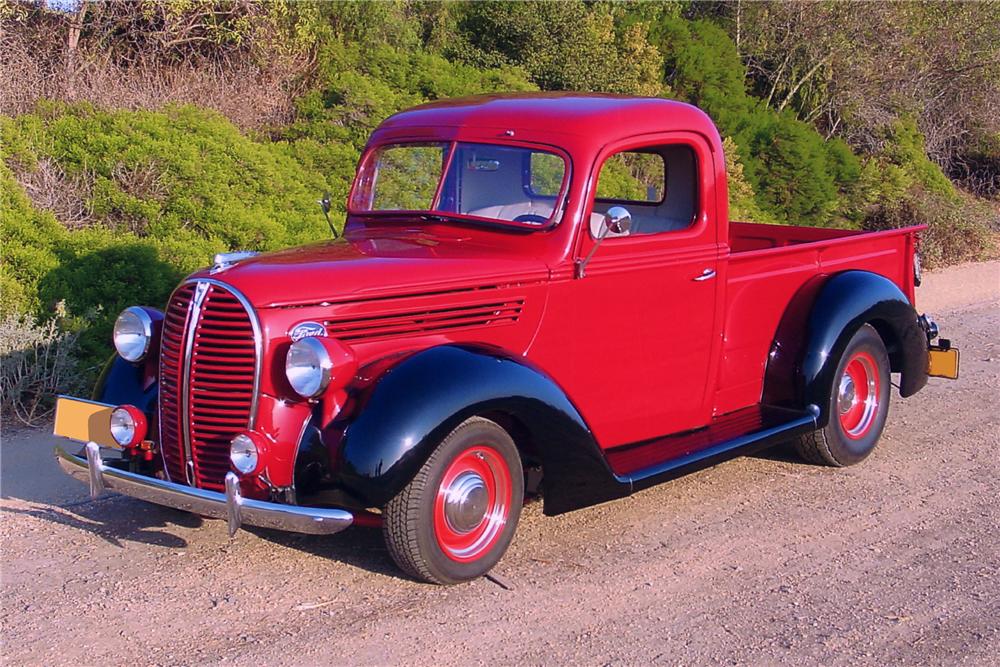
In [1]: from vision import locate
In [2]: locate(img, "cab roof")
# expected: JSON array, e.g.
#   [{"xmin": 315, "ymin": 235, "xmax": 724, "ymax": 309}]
[{"xmin": 374, "ymin": 92, "xmax": 720, "ymax": 144}]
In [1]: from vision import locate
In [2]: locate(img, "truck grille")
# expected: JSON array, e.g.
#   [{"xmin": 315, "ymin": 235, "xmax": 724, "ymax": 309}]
[{"xmin": 158, "ymin": 280, "xmax": 259, "ymax": 491}]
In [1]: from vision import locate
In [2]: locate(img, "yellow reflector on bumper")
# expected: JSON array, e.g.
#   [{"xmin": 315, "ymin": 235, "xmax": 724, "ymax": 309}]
[
  {"xmin": 928, "ymin": 347, "xmax": 960, "ymax": 380},
  {"xmin": 53, "ymin": 396, "xmax": 120, "ymax": 449}
]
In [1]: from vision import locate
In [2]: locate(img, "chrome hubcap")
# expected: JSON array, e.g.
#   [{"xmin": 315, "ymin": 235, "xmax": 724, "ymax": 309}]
[
  {"xmin": 443, "ymin": 471, "xmax": 488, "ymax": 533},
  {"xmin": 838, "ymin": 353, "xmax": 880, "ymax": 439},
  {"xmin": 838, "ymin": 374, "xmax": 857, "ymax": 414}
]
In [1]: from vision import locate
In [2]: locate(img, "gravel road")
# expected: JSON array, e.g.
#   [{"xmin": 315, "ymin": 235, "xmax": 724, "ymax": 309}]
[{"xmin": 2, "ymin": 261, "xmax": 998, "ymax": 666}]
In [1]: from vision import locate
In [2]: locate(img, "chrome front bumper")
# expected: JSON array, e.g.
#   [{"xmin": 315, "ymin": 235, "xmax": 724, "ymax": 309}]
[{"xmin": 55, "ymin": 443, "xmax": 353, "ymax": 536}]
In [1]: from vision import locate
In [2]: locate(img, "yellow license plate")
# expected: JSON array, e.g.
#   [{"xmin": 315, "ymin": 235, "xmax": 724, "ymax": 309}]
[
  {"xmin": 53, "ymin": 396, "xmax": 120, "ymax": 449},
  {"xmin": 928, "ymin": 346, "xmax": 960, "ymax": 379}
]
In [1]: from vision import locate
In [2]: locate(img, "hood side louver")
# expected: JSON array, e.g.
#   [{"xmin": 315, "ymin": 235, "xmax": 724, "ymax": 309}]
[{"xmin": 325, "ymin": 298, "xmax": 526, "ymax": 342}]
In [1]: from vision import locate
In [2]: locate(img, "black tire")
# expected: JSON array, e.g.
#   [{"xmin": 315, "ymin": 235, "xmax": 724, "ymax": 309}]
[
  {"xmin": 793, "ymin": 324, "xmax": 891, "ymax": 466},
  {"xmin": 383, "ymin": 417, "xmax": 524, "ymax": 585}
]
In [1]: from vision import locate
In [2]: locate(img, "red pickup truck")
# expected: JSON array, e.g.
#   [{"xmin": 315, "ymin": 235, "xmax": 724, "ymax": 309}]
[{"xmin": 54, "ymin": 94, "xmax": 958, "ymax": 584}]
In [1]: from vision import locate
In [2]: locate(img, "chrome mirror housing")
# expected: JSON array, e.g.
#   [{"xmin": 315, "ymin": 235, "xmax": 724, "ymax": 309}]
[
  {"xmin": 576, "ymin": 206, "xmax": 634, "ymax": 279},
  {"xmin": 605, "ymin": 206, "xmax": 632, "ymax": 235}
]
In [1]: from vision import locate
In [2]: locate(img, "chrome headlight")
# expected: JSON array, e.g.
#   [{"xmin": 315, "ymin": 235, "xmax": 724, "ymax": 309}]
[
  {"xmin": 113, "ymin": 307, "xmax": 154, "ymax": 362},
  {"xmin": 285, "ymin": 337, "xmax": 334, "ymax": 398},
  {"xmin": 230, "ymin": 432, "xmax": 265, "ymax": 475}
]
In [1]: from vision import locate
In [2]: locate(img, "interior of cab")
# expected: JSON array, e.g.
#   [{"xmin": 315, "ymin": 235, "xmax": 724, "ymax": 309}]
[
  {"xmin": 443, "ymin": 144, "xmax": 564, "ymax": 223},
  {"xmin": 356, "ymin": 140, "xmax": 698, "ymax": 236},
  {"xmin": 356, "ymin": 141, "xmax": 569, "ymax": 226},
  {"xmin": 589, "ymin": 144, "xmax": 698, "ymax": 238}
]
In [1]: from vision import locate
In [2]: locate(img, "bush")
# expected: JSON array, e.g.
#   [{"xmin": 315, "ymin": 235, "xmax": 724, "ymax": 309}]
[
  {"xmin": 1, "ymin": 102, "xmax": 349, "ymax": 374},
  {"xmin": 0, "ymin": 309, "xmax": 83, "ymax": 427},
  {"xmin": 863, "ymin": 117, "xmax": 999, "ymax": 267},
  {"xmin": 286, "ymin": 39, "xmax": 536, "ymax": 149},
  {"xmin": 450, "ymin": 1, "xmax": 663, "ymax": 96},
  {"xmin": 651, "ymin": 16, "xmax": 864, "ymax": 228},
  {"xmin": 723, "ymin": 136, "xmax": 780, "ymax": 224},
  {"xmin": 865, "ymin": 187, "xmax": 998, "ymax": 269}
]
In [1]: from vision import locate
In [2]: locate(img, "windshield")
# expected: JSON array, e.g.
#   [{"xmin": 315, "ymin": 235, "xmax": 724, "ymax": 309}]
[{"xmin": 350, "ymin": 141, "xmax": 569, "ymax": 227}]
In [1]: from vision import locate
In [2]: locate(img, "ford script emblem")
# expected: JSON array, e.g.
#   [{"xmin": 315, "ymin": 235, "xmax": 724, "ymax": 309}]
[{"xmin": 289, "ymin": 321, "xmax": 327, "ymax": 342}]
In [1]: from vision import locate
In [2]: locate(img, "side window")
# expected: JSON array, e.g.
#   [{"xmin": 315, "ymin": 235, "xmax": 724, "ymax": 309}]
[
  {"xmin": 592, "ymin": 145, "xmax": 698, "ymax": 237},
  {"xmin": 595, "ymin": 152, "xmax": 665, "ymax": 203}
]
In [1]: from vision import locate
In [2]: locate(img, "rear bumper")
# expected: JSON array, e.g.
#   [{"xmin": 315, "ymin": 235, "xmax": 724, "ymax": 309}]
[{"xmin": 56, "ymin": 442, "xmax": 353, "ymax": 536}]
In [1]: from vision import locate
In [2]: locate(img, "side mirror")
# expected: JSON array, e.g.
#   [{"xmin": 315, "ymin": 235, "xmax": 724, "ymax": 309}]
[
  {"xmin": 576, "ymin": 206, "xmax": 633, "ymax": 279},
  {"xmin": 605, "ymin": 206, "xmax": 632, "ymax": 236}
]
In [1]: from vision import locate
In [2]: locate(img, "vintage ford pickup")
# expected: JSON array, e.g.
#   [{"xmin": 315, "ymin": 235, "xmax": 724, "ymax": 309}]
[{"xmin": 53, "ymin": 94, "xmax": 959, "ymax": 584}]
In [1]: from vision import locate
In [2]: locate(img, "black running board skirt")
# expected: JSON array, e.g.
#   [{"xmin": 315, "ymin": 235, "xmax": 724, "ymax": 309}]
[{"xmin": 605, "ymin": 404, "xmax": 818, "ymax": 491}]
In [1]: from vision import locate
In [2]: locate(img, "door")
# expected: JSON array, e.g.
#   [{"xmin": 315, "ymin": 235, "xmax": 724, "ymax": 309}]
[{"xmin": 567, "ymin": 134, "xmax": 721, "ymax": 448}]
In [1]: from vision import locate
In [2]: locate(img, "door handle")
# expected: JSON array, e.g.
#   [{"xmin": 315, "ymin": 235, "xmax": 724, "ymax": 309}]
[{"xmin": 693, "ymin": 268, "xmax": 716, "ymax": 282}]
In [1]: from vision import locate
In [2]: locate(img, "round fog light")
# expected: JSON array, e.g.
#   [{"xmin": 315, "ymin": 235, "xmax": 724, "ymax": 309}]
[
  {"xmin": 110, "ymin": 405, "xmax": 147, "ymax": 447},
  {"xmin": 230, "ymin": 432, "xmax": 266, "ymax": 475}
]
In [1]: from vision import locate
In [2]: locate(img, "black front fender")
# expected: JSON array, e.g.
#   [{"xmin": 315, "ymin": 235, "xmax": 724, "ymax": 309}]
[
  {"xmin": 332, "ymin": 345, "xmax": 625, "ymax": 515},
  {"xmin": 92, "ymin": 354, "xmax": 158, "ymax": 413}
]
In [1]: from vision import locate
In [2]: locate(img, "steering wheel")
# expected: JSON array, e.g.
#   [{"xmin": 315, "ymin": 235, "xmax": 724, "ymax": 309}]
[{"xmin": 513, "ymin": 213, "xmax": 548, "ymax": 224}]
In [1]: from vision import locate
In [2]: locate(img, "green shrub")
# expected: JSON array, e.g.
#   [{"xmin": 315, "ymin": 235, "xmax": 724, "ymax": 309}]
[
  {"xmin": 0, "ymin": 160, "xmax": 65, "ymax": 317},
  {"xmin": 865, "ymin": 186, "xmax": 997, "ymax": 269},
  {"xmin": 286, "ymin": 39, "xmax": 535, "ymax": 149},
  {"xmin": 651, "ymin": 16, "xmax": 864, "ymax": 228},
  {"xmin": 450, "ymin": 1, "xmax": 663, "ymax": 96},
  {"xmin": 1, "ymin": 103, "xmax": 348, "ymax": 374},
  {"xmin": 0, "ymin": 310, "xmax": 83, "ymax": 426},
  {"xmin": 723, "ymin": 136, "xmax": 780, "ymax": 225},
  {"xmin": 861, "ymin": 116, "xmax": 998, "ymax": 267}
]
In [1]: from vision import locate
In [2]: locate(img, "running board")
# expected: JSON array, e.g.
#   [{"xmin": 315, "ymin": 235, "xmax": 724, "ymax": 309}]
[{"xmin": 605, "ymin": 404, "xmax": 819, "ymax": 491}]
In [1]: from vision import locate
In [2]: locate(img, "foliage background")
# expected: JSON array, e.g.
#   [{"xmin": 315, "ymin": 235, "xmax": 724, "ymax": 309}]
[{"xmin": 1, "ymin": 0, "xmax": 998, "ymax": 419}]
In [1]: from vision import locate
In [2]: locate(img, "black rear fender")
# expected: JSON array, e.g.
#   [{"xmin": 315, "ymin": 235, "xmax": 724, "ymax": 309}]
[{"xmin": 764, "ymin": 270, "xmax": 928, "ymax": 428}]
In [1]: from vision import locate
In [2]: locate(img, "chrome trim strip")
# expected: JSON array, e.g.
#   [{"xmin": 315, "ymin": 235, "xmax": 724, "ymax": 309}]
[
  {"xmin": 56, "ymin": 446, "xmax": 353, "ymax": 536},
  {"xmin": 180, "ymin": 281, "xmax": 210, "ymax": 485}
]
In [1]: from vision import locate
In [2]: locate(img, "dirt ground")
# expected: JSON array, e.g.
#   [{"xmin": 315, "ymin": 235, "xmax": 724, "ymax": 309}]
[{"xmin": 2, "ymin": 261, "xmax": 998, "ymax": 666}]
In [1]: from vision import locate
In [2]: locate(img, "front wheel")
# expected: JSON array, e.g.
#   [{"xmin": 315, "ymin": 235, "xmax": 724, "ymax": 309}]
[
  {"xmin": 794, "ymin": 324, "xmax": 891, "ymax": 466},
  {"xmin": 383, "ymin": 417, "xmax": 524, "ymax": 584}
]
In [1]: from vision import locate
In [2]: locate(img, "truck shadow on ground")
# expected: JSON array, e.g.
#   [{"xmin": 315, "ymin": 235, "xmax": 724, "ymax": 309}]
[
  {"xmin": 748, "ymin": 442, "xmax": 809, "ymax": 465},
  {"xmin": 247, "ymin": 524, "xmax": 408, "ymax": 580},
  {"xmin": 0, "ymin": 495, "xmax": 200, "ymax": 549}
]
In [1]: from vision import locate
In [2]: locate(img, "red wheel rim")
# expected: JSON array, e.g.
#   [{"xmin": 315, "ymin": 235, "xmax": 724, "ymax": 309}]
[
  {"xmin": 837, "ymin": 351, "xmax": 880, "ymax": 440},
  {"xmin": 433, "ymin": 445, "xmax": 512, "ymax": 563}
]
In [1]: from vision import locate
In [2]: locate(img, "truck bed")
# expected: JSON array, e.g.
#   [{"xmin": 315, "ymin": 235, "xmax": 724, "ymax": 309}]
[
  {"xmin": 714, "ymin": 221, "xmax": 923, "ymax": 417},
  {"xmin": 730, "ymin": 221, "xmax": 873, "ymax": 253}
]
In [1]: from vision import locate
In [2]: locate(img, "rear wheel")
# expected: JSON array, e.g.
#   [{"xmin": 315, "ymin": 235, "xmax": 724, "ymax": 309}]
[
  {"xmin": 383, "ymin": 417, "xmax": 524, "ymax": 584},
  {"xmin": 794, "ymin": 324, "xmax": 891, "ymax": 466}
]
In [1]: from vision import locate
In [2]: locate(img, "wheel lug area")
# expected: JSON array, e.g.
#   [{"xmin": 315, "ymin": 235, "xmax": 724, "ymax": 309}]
[
  {"xmin": 443, "ymin": 471, "xmax": 488, "ymax": 534},
  {"xmin": 839, "ymin": 373, "xmax": 856, "ymax": 414}
]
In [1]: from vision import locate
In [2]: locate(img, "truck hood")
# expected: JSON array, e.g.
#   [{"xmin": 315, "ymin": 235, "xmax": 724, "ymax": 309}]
[{"xmin": 193, "ymin": 230, "xmax": 551, "ymax": 309}]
